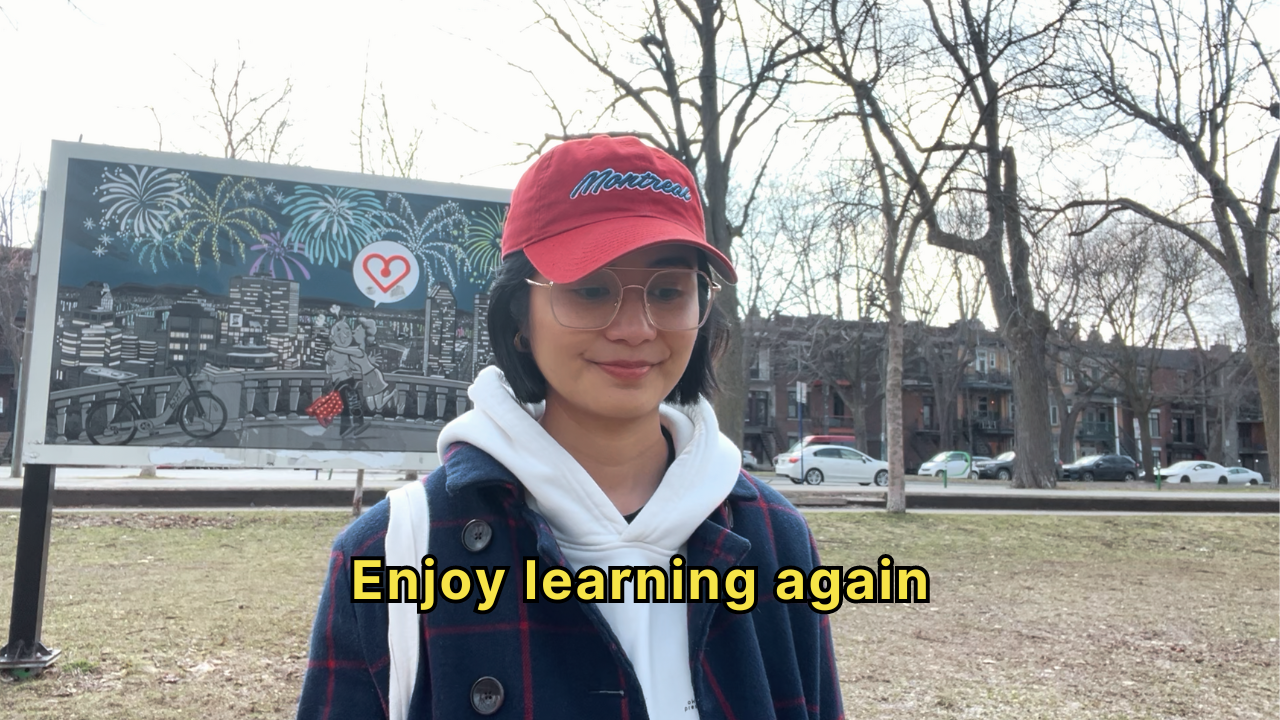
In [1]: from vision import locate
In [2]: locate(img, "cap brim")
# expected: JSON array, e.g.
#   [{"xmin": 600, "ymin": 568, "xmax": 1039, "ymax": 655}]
[{"xmin": 521, "ymin": 216, "xmax": 737, "ymax": 284}]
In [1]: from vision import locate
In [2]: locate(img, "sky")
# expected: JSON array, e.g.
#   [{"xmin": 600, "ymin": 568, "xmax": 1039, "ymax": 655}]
[
  {"xmin": 1, "ymin": 0, "xmax": 1270, "ymax": 340},
  {"xmin": 0, "ymin": 0, "xmax": 591, "ymax": 195}
]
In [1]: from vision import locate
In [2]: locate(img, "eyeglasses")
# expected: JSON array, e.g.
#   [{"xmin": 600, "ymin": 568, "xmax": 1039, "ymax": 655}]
[{"xmin": 526, "ymin": 267, "xmax": 720, "ymax": 331}]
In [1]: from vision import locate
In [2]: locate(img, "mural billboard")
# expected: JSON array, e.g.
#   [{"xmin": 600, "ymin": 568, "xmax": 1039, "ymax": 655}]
[{"xmin": 21, "ymin": 142, "xmax": 510, "ymax": 470}]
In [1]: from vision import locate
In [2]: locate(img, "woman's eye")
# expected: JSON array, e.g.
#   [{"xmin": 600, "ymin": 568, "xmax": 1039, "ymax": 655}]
[
  {"xmin": 648, "ymin": 286, "xmax": 685, "ymax": 303},
  {"xmin": 570, "ymin": 286, "xmax": 614, "ymax": 302}
]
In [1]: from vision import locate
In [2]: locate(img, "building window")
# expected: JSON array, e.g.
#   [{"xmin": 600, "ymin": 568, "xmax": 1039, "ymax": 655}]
[
  {"xmin": 975, "ymin": 350, "xmax": 988, "ymax": 373},
  {"xmin": 787, "ymin": 391, "xmax": 797, "ymax": 419},
  {"xmin": 922, "ymin": 396, "xmax": 934, "ymax": 429},
  {"xmin": 1050, "ymin": 401, "xmax": 1059, "ymax": 426},
  {"xmin": 832, "ymin": 392, "xmax": 845, "ymax": 417},
  {"xmin": 1149, "ymin": 410, "xmax": 1160, "ymax": 437},
  {"xmin": 1063, "ymin": 366, "xmax": 1074, "ymax": 384},
  {"xmin": 977, "ymin": 396, "xmax": 992, "ymax": 419},
  {"xmin": 746, "ymin": 391, "xmax": 770, "ymax": 426}
]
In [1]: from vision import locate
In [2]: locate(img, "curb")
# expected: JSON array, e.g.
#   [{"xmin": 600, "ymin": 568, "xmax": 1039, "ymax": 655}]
[
  {"xmin": 780, "ymin": 490, "xmax": 1278, "ymax": 513},
  {"xmin": 0, "ymin": 487, "xmax": 390, "ymax": 509},
  {"xmin": 1, "ymin": 487, "xmax": 1275, "ymax": 513}
]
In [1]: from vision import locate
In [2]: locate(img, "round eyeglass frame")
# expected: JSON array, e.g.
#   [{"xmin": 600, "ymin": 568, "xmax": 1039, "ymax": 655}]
[{"xmin": 525, "ymin": 267, "xmax": 721, "ymax": 331}]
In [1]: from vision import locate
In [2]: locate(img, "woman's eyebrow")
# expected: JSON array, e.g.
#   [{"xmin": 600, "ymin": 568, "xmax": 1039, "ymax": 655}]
[{"xmin": 649, "ymin": 256, "xmax": 695, "ymax": 268}]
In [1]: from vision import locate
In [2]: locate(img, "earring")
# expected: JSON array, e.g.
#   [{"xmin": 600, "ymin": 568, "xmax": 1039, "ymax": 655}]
[{"xmin": 514, "ymin": 332, "xmax": 530, "ymax": 352}]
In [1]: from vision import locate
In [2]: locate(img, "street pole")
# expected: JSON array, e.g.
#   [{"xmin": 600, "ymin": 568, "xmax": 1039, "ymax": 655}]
[
  {"xmin": 1113, "ymin": 396, "xmax": 1121, "ymax": 455},
  {"xmin": 796, "ymin": 381, "xmax": 804, "ymax": 483},
  {"xmin": 0, "ymin": 464, "xmax": 60, "ymax": 676},
  {"xmin": 10, "ymin": 191, "xmax": 44, "ymax": 479}
]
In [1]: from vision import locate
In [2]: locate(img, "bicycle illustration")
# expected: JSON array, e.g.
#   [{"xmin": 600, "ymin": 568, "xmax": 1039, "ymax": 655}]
[{"xmin": 83, "ymin": 360, "xmax": 228, "ymax": 445}]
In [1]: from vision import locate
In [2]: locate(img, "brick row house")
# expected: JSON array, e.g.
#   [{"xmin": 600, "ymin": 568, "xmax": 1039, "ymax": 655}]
[{"xmin": 742, "ymin": 313, "xmax": 1269, "ymax": 480}]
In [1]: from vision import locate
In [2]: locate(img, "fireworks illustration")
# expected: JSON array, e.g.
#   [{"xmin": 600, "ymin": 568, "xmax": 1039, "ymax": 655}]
[
  {"xmin": 248, "ymin": 232, "xmax": 311, "ymax": 281},
  {"xmin": 281, "ymin": 185, "xmax": 384, "ymax": 266},
  {"xmin": 173, "ymin": 176, "xmax": 275, "ymax": 268},
  {"xmin": 131, "ymin": 230, "xmax": 188, "ymax": 272},
  {"xmin": 97, "ymin": 165, "xmax": 189, "ymax": 238},
  {"xmin": 380, "ymin": 194, "xmax": 469, "ymax": 289},
  {"xmin": 464, "ymin": 205, "xmax": 507, "ymax": 282}
]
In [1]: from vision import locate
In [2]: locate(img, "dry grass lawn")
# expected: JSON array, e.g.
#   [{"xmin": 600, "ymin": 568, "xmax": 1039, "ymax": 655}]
[{"xmin": 0, "ymin": 511, "xmax": 1275, "ymax": 719}]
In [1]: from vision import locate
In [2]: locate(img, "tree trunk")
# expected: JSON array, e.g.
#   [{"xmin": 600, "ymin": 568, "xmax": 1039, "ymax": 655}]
[
  {"xmin": 1136, "ymin": 404, "xmax": 1155, "ymax": 480},
  {"xmin": 352, "ymin": 468, "xmax": 365, "ymax": 517},
  {"xmin": 842, "ymin": 387, "xmax": 870, "ymax": 454},
  {"xmin": 713, "ymin": 283, "xmax": 745, "ymax": 448},
  {"xmin": 1059, "ymin": 405, "xmax": 1083, "ymax": 465},
  {"xmin": 885, "ymin": 283, "xmax": 906, "ymax": 513},
  {"xmin": 933, "ymin": 378, "xmax": 952, "ymax": 459},
  {"xmin": 1237, "ymin": 298, "xmax": 1279, "ymax": 488},
  {"xmin": 1006, "ymin": 324, "xmax": 1056, "ymax": 488}
]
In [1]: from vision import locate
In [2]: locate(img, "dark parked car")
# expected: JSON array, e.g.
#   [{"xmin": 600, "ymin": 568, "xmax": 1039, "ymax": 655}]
[
  {"xmin": 976, "ymin": 451, "xmax": 1017, "ymax": 480},
  {"xmin": 1061, "ymin": 454, "xmax": 1138, "ymax": 482},
  {"xmin": 976, "ymin": 452, "xmax": 1064, "ymax": 481}
]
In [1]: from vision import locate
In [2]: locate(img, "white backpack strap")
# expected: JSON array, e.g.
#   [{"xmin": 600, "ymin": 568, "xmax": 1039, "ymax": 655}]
[{"xmin": 386, "ymin": 479, "xmax": 429, "ymax": 720}]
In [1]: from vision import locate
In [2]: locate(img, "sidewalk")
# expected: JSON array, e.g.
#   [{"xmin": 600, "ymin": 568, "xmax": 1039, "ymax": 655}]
[{"xmin": 0, "ymin": 467, "xmax": 1275, "ymax": 512}]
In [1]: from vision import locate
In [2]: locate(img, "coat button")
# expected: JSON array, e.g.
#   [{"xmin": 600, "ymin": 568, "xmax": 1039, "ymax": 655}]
[
  {"xmin": 470, "ymin": 676, "xmax": 504, "ymax": 715},
  {"xmin": 462, "ymin": 519, "xmax": 493, "ymax": 552}
]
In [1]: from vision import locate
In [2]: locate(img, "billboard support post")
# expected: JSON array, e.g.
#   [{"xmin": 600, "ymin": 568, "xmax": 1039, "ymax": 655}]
[
  {"xmin": 9, "ymin": 191, "xmax": 44, "ymax": 479},
  {"xmin": 0, "ymin": 464, "xmax": 60, "ymax": 677}
]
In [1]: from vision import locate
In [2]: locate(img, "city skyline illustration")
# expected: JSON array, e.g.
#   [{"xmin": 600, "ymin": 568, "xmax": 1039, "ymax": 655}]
[{"xmin": 43, "ymin": 154, "xmax": 507, "ymax": 453}]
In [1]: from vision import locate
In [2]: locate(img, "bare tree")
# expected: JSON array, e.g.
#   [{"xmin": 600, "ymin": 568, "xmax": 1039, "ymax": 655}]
[
  {"xmin": 0, "ymin": 161, "xmax": 36, "ymax": 249},
  {"xmin": 1074, "ymin": 222, "xmax": 1209, "ymax": 477},
  {"xmin": 353, "ymin": 64, "xmax": 424, "ymax": 179},
  {"xmin": 0, "ymin": 161, "xmax": 35, "ymax": 397},
  {"xmin": 904, "ymin": 253, "xmax": 989, "ymax": 461},
  {"xmin": 191, "ymin": 59, "xmax": 296, "ymax": 164},
  {"xmin": 526, "ymin": 0, "xmax": 820, "ymax": 445},
  {"xmin": 779, "ymin": 0, "xmax": 1077, "ymax": 488},
  {"xmin": 1058, "ymin": 0, "xmax": 1278, "ymax": 485},
  {"xmin": 0, "ymin": 245, "xmax": 30, "ymax": 395}
]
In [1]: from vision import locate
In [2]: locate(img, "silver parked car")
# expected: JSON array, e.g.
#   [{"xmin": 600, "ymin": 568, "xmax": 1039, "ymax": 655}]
[{"xmin": 779, "ymin": 445, "xmax": 890, "ymax": 486}]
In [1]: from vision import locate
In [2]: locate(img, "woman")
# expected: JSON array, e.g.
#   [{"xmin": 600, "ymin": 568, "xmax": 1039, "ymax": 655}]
[{"xmin": 296, "ymin": 135, "xmax": 843, "ymax": 719}]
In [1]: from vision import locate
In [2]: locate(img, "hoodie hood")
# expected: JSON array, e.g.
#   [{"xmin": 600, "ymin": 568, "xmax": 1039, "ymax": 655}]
[{"xmin": 437, "ymin": 365, "xmax": 742, "ymax": 555}]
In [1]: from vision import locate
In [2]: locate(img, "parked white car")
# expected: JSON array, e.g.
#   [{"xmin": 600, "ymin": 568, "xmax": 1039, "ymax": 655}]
[
  {"xmin": 779, "ymin": 445, "xmax": 890, "ymax": 486},
  {"xmin": 917, "ymin": 451, "xmax": 978, "ymax": 479},
  {"xmin": 1156, "ymin": 460, "xmax": 1241, "ymax": 484},
  {"xmin": 1225, "ymin": 467, "xmax": 1265, "ymax": 485}
]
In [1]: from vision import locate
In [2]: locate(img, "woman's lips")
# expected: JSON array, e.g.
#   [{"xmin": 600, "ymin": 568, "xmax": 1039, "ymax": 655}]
[{"xmin": 592, "ymin": 361, "xmax": 655, "ymax": 380}]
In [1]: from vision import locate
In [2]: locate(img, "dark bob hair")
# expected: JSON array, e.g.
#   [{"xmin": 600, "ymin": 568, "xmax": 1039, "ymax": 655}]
[{"xmin": 487, "ymin": 250, "xmax": 729, "ymax": 405}]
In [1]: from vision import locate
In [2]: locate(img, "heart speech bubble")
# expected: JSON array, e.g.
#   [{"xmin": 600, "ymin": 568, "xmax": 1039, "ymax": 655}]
[{"xmin": 353, "ymin": 241, "xmax": 420, "ymax": 307}]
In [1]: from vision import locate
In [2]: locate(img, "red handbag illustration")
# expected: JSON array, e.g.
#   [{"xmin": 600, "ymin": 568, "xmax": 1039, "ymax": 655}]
[{"xmin": 306, "ymin": 390, "xmax": 346, "ymax": 428}]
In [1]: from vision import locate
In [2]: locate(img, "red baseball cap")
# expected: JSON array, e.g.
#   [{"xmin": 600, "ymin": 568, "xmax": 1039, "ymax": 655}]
[{"xmin": 502, "ymin": 135, "xmax": 737, "ymax": 284}]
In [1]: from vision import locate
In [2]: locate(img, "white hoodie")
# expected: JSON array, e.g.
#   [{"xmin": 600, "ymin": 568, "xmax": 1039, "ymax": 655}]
[{"xmin": 436, "ymin": 365, "xmax": 742, "ymax": 718}]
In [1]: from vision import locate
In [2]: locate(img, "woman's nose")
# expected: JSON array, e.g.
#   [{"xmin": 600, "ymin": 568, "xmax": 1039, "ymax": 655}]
[{"xmin": 603, "ymin": 286, "xmax": 657, "ymax": 342}]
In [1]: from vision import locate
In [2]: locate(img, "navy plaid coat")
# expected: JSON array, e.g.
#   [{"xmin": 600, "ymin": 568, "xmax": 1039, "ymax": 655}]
[{"xmin": 296, "ymin": 443, "xmax": 844, "ymax": 719}]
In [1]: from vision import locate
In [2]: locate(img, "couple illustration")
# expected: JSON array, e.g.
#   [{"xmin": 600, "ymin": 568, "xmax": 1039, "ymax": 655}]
[{"xmin": 324, "ymin": 318, "xmax": 393, "ymax": 438}]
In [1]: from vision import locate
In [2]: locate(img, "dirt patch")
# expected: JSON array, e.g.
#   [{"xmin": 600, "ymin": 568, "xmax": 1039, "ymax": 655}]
[
  {"xmin": 49, "ymin": 513, "xmax": 242, "ymax": 531},
  {"xmin": 809, "ymin": 513, "xmax": 1279, "ymax": 719},
  {"xmin": 0, "ymin": 511, "xmax": 1276, "ymax": 719}
]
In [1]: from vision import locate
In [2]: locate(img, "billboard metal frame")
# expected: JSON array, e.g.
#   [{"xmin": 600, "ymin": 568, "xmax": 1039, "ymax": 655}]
[{"xmin": 21, "ymin": 141, "xmax": 510, "ymax": 472}]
